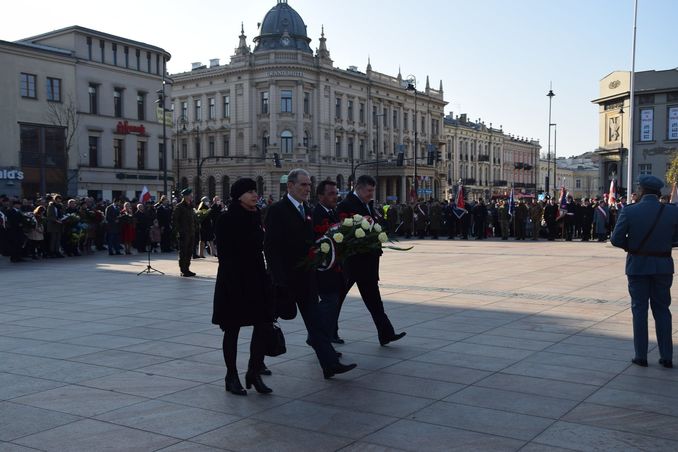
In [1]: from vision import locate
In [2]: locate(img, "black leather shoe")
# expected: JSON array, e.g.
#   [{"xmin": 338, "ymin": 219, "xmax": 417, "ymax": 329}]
[
  {"xmin": 260, "ymin": 366, "xmax": 272, "ymax": 376},
  {"xmin": 331, "ymin": 336, "xmax": 345, "ymax": 345},
  {"xmin": 380, "ymin": 332, "xmax": 407, "ymax": 346},
  {"xmin": 659, "ymin": 359, "xmax": 673, "ymax": 368},
  {"xmin": 225, "ymin": 374, "xmax": 246, "ymax": 395},
  {"xmin": 631, "ymin": 358, "xmax": 648, "ymax": 367},
  {"xmin": 336, "ymin": 351, "xmax": 342, "ymax": 358},
  {"xmin": 323, "ymin": 362, "xmax": 357, "ymax": 379},
  {"xmin": 182, "ymin": 271, "xmax": 196, "ymax": 277},
  {"xmin": 245, "ymin": 372, "xmax": 273, "ymax": 394}
]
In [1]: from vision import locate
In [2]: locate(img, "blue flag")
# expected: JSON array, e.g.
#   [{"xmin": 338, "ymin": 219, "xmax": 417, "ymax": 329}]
[{"xmin": 508, "ymin": 187, "xmax": 515, "ymax": 217}]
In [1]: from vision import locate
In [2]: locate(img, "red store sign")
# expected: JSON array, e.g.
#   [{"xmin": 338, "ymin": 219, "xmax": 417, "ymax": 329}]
[{"xmin": 115, "ymin": 121, "xmax": 146, "ymax": 135}]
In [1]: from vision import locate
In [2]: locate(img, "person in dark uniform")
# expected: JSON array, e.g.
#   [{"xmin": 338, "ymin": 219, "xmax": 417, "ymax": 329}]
[
  {"xmin": 498, "ymin": 200, "xmax": 510, "ymax": 240},
  {"xmin": 611, "ymin": 175, "xmax": 678, "ymax": 369},
  {"xmin": 514, "ymin": 200, "xmax": 528, "ymax": 240},
  {"xmin": 414, "ymin": 200, "xmax": 428, "ymax": 238},
  {"xmin": 472, "ymin": 198, "xmax": 488, "ymax": 240},
  {"xmin": 156, "ymin": 196, "xmax": 173, "ymax": 252},
  {"xmin": 6, "ymin": 198, "xmax": 26, "ymax": 262},
  {"xmin": 428, "ymin": 200, "xmax": 442, "ymax": 239},
  {"xmin": 580, "ymin": 198, "xmax": 594, "ymax": 241},
  {"xmin": 543, "ymin": 197, "xmax": 558, "ymax": 241},
  {"xmin": 564, "ymin": 196, "xmax": 576, "ymax": 241},
  {"xmin": 401, "ymin": 203, "xmax": 413, "ymax": 238},
  {"xmin": 172, "ymin": 188, "xmax": 196, "ymax": 277},
  {"xmin": 336, "ymin": 175, "xmax": 406, "ymax": 346}
]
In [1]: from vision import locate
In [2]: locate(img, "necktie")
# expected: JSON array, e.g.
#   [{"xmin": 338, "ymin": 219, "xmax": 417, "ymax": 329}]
[
  {"xmin": 298, "ymin": 203, "xmax": 305, "ymax": 218},
  {"xmin": 365, "ymin": 203, "xmax": 371, "ymax": 216}
]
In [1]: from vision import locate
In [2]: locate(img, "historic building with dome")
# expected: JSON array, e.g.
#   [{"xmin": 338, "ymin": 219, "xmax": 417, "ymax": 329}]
[{"xmin": 170, "ymin": 0, "xmax": 448, "ymax": 202}]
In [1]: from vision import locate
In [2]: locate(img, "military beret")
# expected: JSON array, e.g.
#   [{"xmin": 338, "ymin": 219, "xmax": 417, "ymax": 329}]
[
  {"xmin": 180, "ymin": 188, "xmax": 192, "ymax": 196},
  {"xmin": 638, "ymin": 175, "xmax": 664, "ymax": 191}
]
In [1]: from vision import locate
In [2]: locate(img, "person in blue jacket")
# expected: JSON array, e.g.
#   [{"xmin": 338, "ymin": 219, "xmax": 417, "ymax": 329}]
[{"xmin": 611, "ymin": 175, "xmax": 678, "ymax": 368}]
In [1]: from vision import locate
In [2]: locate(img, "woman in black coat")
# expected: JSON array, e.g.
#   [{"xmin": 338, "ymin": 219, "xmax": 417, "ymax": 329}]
[{"xmin": 212, "ymin": 178, "xmax": 273, "ymax": 395}]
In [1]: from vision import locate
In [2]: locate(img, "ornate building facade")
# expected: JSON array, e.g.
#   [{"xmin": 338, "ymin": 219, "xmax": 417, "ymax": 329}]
[{"xmin": 170, "ymin": 0, "xmax": 447, "ymax": 203}]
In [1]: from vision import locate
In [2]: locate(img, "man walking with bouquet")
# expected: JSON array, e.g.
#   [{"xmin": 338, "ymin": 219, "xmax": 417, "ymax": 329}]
[{"xmin": 336, "ymin": 175, "xmax": 406, "ymax": 346}]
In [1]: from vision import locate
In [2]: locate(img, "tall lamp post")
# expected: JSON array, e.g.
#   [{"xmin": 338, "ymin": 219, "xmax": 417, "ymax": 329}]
[
  {"xmin": 551, "ymin": 123, "xmax": 557, "ymax": 197},
  {"xmin": 155, "ymin": 67, "xmax": 170, "ymax": 196},
  {"xmin": 546, "ymin": 86, "xmax": 555, "ymax": 196},
  {"xmin": 406, "ymin": 75, "xmax": 418, "ymax": 201},
  {"xmin": 194, "ymin": 124, "xmax": 201, "ymax": 199},
  {"xmin": 619, "ymin": 107, "xmax": 625, "ymax": 195}
]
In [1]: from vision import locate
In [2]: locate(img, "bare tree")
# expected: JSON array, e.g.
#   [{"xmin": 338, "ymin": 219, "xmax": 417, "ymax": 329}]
[{"xmin": 45, "ymin": 95, "xmax": 79, "ymax": 153}]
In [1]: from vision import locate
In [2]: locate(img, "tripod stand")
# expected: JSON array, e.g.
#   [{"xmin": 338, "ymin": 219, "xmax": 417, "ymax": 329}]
[{"xmin": 137, "ymin": 247, "xmax": 164, "ymax": 276}]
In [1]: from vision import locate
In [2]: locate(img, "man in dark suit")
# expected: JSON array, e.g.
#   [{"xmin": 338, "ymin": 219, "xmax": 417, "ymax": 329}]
[
  {"xmin": 336, "ymin": 175, "xmax": 406, "ymax": 346},
  {"xmin": 611, "ymin": 175, "xmax": 678, "ymax": 369},
  {"xmin": 264, "ymin": 169, "xmax": 356, "ymax": 379},
  {"xmin": 6, "ymin": 198, "xmax": 26, "ymax": 262}
]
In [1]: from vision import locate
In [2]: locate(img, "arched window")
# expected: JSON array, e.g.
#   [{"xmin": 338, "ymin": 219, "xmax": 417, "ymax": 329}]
[
  {"xmin": 208, "ymin": 176, "xmax": 216, "ymax": 199},
  {"xmin": 303, "ymin": 130, "xmax": 309, "ymax": 148},
  {"xmin": 336, "ymin": 174, "xmax": 344, "ymax": 190},
  {"xmin": 256, "ymin": 176, "xmax": 265, "ymax": 196},
  {"xmin": 281, "ymin": 130, "xmax": 293, "ymax": 153},
  {"xmin": 222, "ymin": 175, "xmax": 230, "ymax": 200}
]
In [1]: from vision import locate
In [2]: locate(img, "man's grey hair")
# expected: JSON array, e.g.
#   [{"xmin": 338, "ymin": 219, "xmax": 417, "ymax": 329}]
[{"xmin": 288, "ymin": 168, "xmax": 311, "ymax": 184}]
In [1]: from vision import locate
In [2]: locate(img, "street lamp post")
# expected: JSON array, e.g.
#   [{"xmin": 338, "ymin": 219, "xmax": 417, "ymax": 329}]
[
  {"xmin": 546, "ymin": 86, "xmax": 555, "ymax": 196},
  {"xmin": 619, "ymin": 107, "xmax": 625, "ymax": 195},
  {"xmin": 406, "ymin": 75, "xmax": 418, "ymax": 202},
  {"xmin": 551, "ymin": 123, "xmax": 557, "ymax": 197},
  {"xmin": 195, "ymin": 124, "xmax": 201, "ymax": 198}
]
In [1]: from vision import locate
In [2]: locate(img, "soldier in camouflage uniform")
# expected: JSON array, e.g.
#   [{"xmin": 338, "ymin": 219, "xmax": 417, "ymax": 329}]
[
  {"xmin": 172, "ymin": 188, "xmax": 197, "ymax": 277},
  {"xmin": 529, "ymin": 200, "xmax": 543, "ymax": 240}
]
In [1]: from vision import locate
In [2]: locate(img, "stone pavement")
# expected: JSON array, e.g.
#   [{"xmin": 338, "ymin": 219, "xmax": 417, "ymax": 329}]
[{"xmin": 0, "ymin": 239, "xmax": 677, "ymax": 451}]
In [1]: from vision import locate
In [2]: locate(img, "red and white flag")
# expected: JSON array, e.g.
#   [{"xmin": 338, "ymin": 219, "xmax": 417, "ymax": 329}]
[
  {"xmin": 608, "ymin": 179, "xmax": 616, "ymax": 206},
  {"xmin": 140, "ymin": 186, "xmax": 152, "ymax": 203},
  {"xmin": 670, "ymin": 183, "xmax": 678, "ymax": 205}
]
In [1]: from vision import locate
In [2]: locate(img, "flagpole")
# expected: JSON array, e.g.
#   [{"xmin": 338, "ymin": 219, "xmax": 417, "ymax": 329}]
[{"xmin": 626, "ymin": 0, "xmax": 638, "ymax": 195}]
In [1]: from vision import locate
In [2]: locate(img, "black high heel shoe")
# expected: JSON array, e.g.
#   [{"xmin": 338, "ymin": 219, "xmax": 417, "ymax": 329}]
[
  {"xmin": 225, "ymin": 374, "xmax": 247, "ymax": 396},
  {"xmin": 245, "ymin": 372, "xmax": 273, "ymax": 394}
]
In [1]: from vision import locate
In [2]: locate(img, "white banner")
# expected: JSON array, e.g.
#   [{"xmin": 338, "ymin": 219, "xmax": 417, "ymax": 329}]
[
  {"xmin": 640, "ymin": 109, "xmax": 653, "ymax": 142},
  {"xmin": 669, "ymin": 107, "xmax": 678, "ymax": 141}
]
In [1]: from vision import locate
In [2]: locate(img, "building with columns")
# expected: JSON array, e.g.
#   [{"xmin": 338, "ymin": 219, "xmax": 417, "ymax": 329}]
[
  {"xmin": 170, "ymin": 0, "xmax": 447, "ymax": 203},
  {"xmin": 442, "ymin": 114, "xmax": 540, "ymax": 201}
]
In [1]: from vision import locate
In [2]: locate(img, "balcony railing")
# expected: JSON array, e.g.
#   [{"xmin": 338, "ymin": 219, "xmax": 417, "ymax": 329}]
[
  {"xmin": 478, "ymin": 155, "xmax": 490, "ymax": 162},
  {"xmin": 493, "ymin": 180, "xmax": 508, "ymax": 186},
  {"xmin": 463, "ymin": 178, "xmax": 476, "ymax": 185}
]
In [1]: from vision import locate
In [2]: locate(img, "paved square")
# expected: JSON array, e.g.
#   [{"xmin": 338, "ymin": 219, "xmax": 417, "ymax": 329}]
[{"xmin": 1, "ymin": 239, "xmax": 677, "ymax": 451}]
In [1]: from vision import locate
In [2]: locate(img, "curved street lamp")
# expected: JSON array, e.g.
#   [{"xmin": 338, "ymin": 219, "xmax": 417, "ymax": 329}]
[{"xmin": 405, "ymin": 75, "xmax": 418, "ymax": 202}]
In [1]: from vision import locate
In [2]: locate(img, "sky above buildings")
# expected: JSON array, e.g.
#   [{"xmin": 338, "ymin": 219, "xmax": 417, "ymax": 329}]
[{"xmin": 3, "ymin": 0, "xmax": 674, "ymax": 157}]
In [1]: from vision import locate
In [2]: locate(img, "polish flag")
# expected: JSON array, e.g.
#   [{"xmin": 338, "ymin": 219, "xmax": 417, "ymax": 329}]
[
  {"xmin": 140, "ymin": 186, "xmax": 152, "ymax": 203},
  {"xmin": 608, "ymin": 179, "xmax": 616, "ymax": 206}
]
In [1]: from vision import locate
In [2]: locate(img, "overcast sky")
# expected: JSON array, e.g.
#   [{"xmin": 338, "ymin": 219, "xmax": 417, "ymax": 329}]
[{"xmin": 3, "ymin": 0, "xmax": 675, "ymax": 157}]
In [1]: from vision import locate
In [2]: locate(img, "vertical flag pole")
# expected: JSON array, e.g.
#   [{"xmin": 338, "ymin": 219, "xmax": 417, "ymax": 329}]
[{"xmin": 626, "ymin": 0, "xmax": 638, "ymax": 195}]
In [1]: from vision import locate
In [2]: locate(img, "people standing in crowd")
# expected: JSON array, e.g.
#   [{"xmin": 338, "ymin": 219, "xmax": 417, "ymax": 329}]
[
  {"xmin": 514, "ymin": 200, "xmax": 528, "ymax": 240},
  {"xmin": 46, "ymin": 194, "xmax": 64, "ymax": 258},
  {"xmin": 543, "ymin": 197, "xmax": 558, "ymax": 241},
  {"xmin": 209, "ymin": 196, "xmax": 224, "ymax": 257},
  {"xmin": 529, "ymin": 200, "xmax": 543, "ymax": 240},
  {"xmin": 401, "ymin": 203, "xmax": 414, "ymax": 239},
  {"xmin": 580, "ymin": 198, "xmax": 594, "ymax": 242},
  {"xmin": 197, "ymin": 196, "xmax": 215, "ymax": 258},
  {"xmin": 105, "ymin": 199, "xmax": 122, "ymax": 255},
  {"xmin": 119, "ymin": 202, "xmax": 136, "ymax": 255},
  {"xmin": 593, "ymin": 199, "xmax": 609, "ymax": 242},
  {"xmin": 564, "ymin": 195, "xmax": 577, "ymax": 241},
  {"xmin": 133, "ymin": 203, "xmax": 150, "ymax": 253},
  {"xmin": 498, "ymin": 200, "xmax": 510, "ymax": 240},
  {"xmin": 6, "ymin": 198, "xmax": 25, "ymax": 262},
  {"xmin": 611, "ymin": 175, "xmax": 677, "ymax": 369},
  {"xmin": 414, "ymin": 200, "xmax": 428, "ymax": 239},
  {"xmin": 149, "ymin": 219, "xmax": 162, "ymax": 253},
  {"xmin": 428, "ymin": 199, "xmax": 442, "ymax": 239},
  {"xmin": 337, "ymin": 175, "xmax": 406, "ymax": 347},
  {"xmin": 264, "ymin": 168, "xmax": 356, "ymax": 379},
  {"xmin": 172, "ymin": 188, "xmax": 196, "ymax": 277},
  {"xmin": 213, "ymin": 178, "xmax": 274, "ymax": 395},
  {"xmin": 26, "ymin": 205, "xmax": 45, "ymax": 259},
  {"xmin": 472, "ymin": 198, "xmax": 488, "ymax": 240},
  {"xmin": 156, "ymin": 196, "xmax": 173, "ymax": 253}
]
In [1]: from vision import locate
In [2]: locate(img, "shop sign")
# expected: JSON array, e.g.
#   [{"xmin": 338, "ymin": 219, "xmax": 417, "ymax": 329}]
[
  {"xmin": 0, "ymin": 169, "xmax": 24, "ymax": 180},
  {"xmin": 115, "ymin": 121, "xmax": 146, "ymax": 135}
]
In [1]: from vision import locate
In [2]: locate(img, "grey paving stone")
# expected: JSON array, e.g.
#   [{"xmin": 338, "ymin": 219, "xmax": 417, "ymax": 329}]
[
  {"xmin": 192, "ymin": 418, "xmax": 352, "ymax": 452},
  {"xmin": 60, "ymin": 334, "xmax": 150, "ymax": 349},
  {"xmin": 0, "ymin": 441, "xmax": 45, "ymax": 451},
  {"xmin": 543, "ymin": 342, "xmax": 633, "ymax": 361},
  {"xmin": 350, "ymin": 372, "xmax": 465, "ymax": 400},
  {"xmin": 119, "ymin": 340, "xmax": 215, "ymax": 358},
  {"xmin": 337, "ymin": 442, "xmax": 408, "ymax": 452},
  {"xmin": 81, "ymin": 370, "xmax": 201, "ymax": 398},
  {"xmin": 440, "ymin": 341, "xmax": 535, "ymax": 360},
  {"xmin": 155, "ymin": 442, "xmax": 228, "ymax": 452},
  {"xmin": 382, "ymin": 360, "xmax": 491, "ymax": 385},
  {"xmin": 136, "ymin": 359, "xmax": 226, "ymax": 383},
  {"xmin": 11, "ymin": 385, "xmax": 145, "ymax": 417},
  {"xmin": 13, "ymin": 419, "xmax": 178, "ymax": 452},
  {"xmin": 0, "ymin": 373, "xmax": 66, "ymax": 401},
  {"xmin": 586, "ymin": 387, "xmax": 678, "ymax": 417},
  {"xmin": 71, "ymin": 349, "xmax": 171, "ymax": 370},
  {"xmin": 522, "ymin": 351, "xmax": 630, "ymax": 373},
  {"xmin": 533, "ymin": 421, "xmax": 678, "ymax": 451},
  {"xmin": 0, "ymin": 401, "xmax": 80, "ymax": 441},
  {"xmin": 8, "ymin": 358, "xmax": 123, "ymax": 383},
  {"xmin": 9, "ymin": 342, "xmax": 104, "ymax": 359},
  {"xmin": 411, "ymin": 349, "xmax": 520, "ymax": 372},
  {"xmin": 501, "ymin": 361, "xmax": 617, "ymax": 386},
  {"xmin": 475, "ymin": 373, "xmax": 600, "ymax": 401},
  {"xmin": 461, "ymin": 333, "xmax": 557, "ymax": 351},
  {"xmin": 363, "ymin": 419, "xmax": 525, "ymax": 451},
  {"xmin": 606, "ymin": 374, "xmax": 678, "ymax": 398},
  {"xmin": 302, "ymin": 386, "xmax": 432, "ymax": 418}
]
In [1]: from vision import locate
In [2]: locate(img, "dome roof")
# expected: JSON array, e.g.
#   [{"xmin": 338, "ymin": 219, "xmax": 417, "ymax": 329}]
[{"xmin": 253, "ymin": 1, "xmax": 312, "ymax": 53}]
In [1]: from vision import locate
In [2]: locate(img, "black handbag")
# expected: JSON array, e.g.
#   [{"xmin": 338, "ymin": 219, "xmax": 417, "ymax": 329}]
[
  {"xmin": 264, "ymin": 321, "xmax": 287, "ymax": 357},
  {"xmin": 273, "ymin": 285, "xmax": 298, "ymax": 320}
]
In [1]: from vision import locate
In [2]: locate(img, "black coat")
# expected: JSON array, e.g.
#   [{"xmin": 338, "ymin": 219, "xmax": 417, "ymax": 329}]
[
  {"xmin": 313, "ymin": 204, "xmax": 345, "ymax": 294},
  {"xmin": 263, "ymin": 196, "xmax": 316, "ymax": 306},
  {"xmin": 212, "ymin": 203, "xmax": 272, "ymax": 328},
  {"xmin": 336, "ymin": 192, "xmax": 383, "ymax": 283}
]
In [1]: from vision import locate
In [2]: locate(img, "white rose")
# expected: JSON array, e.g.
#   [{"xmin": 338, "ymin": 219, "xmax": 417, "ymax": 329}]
[
  {"xmin": 378, "ymin": 232, "xmax": 388, "ymax": 243},
  {"xmin": 361, "ymin": 219, "xmax": 371, "ymax": 230},
  {"xmin": 320, "ymin": 242, "xmax": 330, "ymax": 254},
  {"xmin": 373, "ymin": 223, "xmax": 382, "ymax": 233},
  {"xmin": 333, "ymin": 232, "xmax": 344, "ymax": 243},
  {"xmin": 352, "ymin": 214, "xmax": 363, "ymax": 222},
  {"xmin": 342, "ymin": 218, "xmax": 354, "ymax": 227},
  {"xmin": 355, "ymin": 228, "xmax": 366, "ymax": 238}
]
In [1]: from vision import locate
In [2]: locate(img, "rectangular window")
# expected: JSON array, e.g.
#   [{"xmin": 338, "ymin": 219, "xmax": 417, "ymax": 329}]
[
  {"xmin": 181, "ymin": 101, "xmax": 188, "ymax": 119},
  {"xmin": 209, "ymin": 136, "xmax": 215, "ymax": 157},
  {"xmin": 86, "ymin": 37, "xmax": 92, "ymax": 60},
  {"xmin": 348, "ymin": 100, "xmax": 354, "ymax": 121},
  {"xmin": 135, "ymin": 49, "xmax": 140, "ymax": 70},
  {"xmin": 113, "ymin": 139, "xmax": 123, "ymax": 168},
  {"xmin": 113, "ymin": 88, "xmax": 123, "ymax": 117},
  {"xmin": 383, "ymin": 107, "xmax": 388, "ymax": 127},
  {"xmin": 88, "ymin": 84, "xmax": 98, "ymax": 114},
  {"xmin": 348, "ymin": 137, "xmax": 354, "ymax": 158},
  {"xmin": 304, "ymin": 92, "xmax": 310, "ymax": 115},
  {"xmin": 112, "ymin": 43, "xmax": 117, "ymax": 65},
  {"xmin": 421, "ymin": 116, "xmax": 425, "ymax": 132},
  {"xmin": 99, "ymin": 40, "xmax": 105, "ymax": 63},
  {"xmin": 223, "ymin": 135, "xmax": 230, "ymax": 156},
  {"xmin": 46, "ymin": 77, "xmax": 61, "ymax": 102},
  {"xmin": 393, "ymin": 110, "xmax": 398, "ymax": 129},
  {"xmin": 668, "ymin": 106, "xmax": 678, "ymax": 140},
  {"xmin": 359, "ymin": 139, "xmax": 365, "ymax": 159},
  {"xmin": 159, "ymin": 142, "xmax": 165, "ymax": 171},
  {"xmin": 359, "ymin": 102, "xmax": 365, "ymax": 123},
  {"xmin": 194, "ymin": 99, "xmax": 201, "ymax": 121},
  {"xmin": 335, "ymin": 97, "xmax": 342, "ymax": 119},
  {"xmin": 281, "ymin": 132, "xmax": 293, "ymax": 153},
  {"xmin": 181, "ymin": 139, "xmax": 188, "ymax": 159},
  {"xmin": 281, "ymin": 90, "xmax": 293, "ymax": 112},
  {"xmin": 640, "ymin": 108, "xmax": 653, "ymax": 142},
  {"xmin": 124, "ymin": 46, "xmax": 129, "ymax": 68},
  {"xmin": 137, "ymin": 92, "xmax": 146, "ymax": 120},
  {"xmin": 575, "ymin": 179, "xmax": 581, "ymax": 189},
  {"xmin": 88, "ymin": 136, "xmax": 99, "ymax": 167},
  {"xmin": 146, "ymin": 52, "xmax": 151, "ymax": 73},
  {"xmin": 195, "ymin": 137, "xmax": 201, "ymax": 159},
  {"xmin": 639, "ymin": 163, "xmax": 652, "ymax": 175},
  {"xmin": 20, "ymin": 73, "xmax": 37, "ymax": 98},
  {"xmin": 223, "ymin": 95, "xmax": 230, "ymax": 118},
  {"xmin": 335, "ymin": 135, "xmax": 342, "ymax": 157},
  {"xmin": 137, "ymin": 141, "xmax": 146, "ymax": 169},
  {"xmin": 638, "ymin": 94, "xmax": 654, "ymax": 105},
  {"xmin": 372, "ymin": 106, "xmax": 377, "ymax": 125},
  {"xmin": 261, "ymin": 91, "xmax": 269, "ymax": 114},
  {"xmin": 156, "ymin": 54, "xmax": 160, "ymax": 75},
  {"xmin": 404, "ymin": 112, "xmax": 409, "ymax": 129},
  {"xmin": 208, "ymin": 97, "xmax": 216, "ymax": 119}
]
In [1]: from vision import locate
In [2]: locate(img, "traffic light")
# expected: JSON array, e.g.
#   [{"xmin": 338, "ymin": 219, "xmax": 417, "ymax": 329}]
[
  {"xmin": 396, "ymin": 152, "xmax": 404, "ymax": 166},
  {"xmin": 273, "ymin": 153, "xmax": 281, "ymax": 168}
]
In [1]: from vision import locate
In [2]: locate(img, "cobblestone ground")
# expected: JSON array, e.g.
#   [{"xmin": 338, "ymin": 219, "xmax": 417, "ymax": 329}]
[{"xmin": 1, "ymin": 238, "xmax": 677, "ymax": 451}]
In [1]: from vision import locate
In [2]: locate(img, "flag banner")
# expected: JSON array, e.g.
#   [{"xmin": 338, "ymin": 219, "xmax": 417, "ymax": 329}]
[
  {"xmin": 140, "ymin": 186, "xmax": 152, "ymax": 203},
  {"xmin": 508, "ymin": 187, "xmax": 515, "ymax": 217},
  {"xmin": 671, "ymin": 183, "xmax": 678, "ymax": 205},
  {"xmin": 559, "ymin": 186, "xmax": 567, "ymax": 210},
  {"xmin": 452, "ymin": 185, "xmax": 467, "ymax": 219},
  {"xmin": 608, "ymin": 179, "xmax": 616, "ymax": 206}
]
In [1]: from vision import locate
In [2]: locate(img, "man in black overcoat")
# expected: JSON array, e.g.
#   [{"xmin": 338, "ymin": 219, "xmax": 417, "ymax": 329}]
[
  {"xmin": 264, "ymin": 169, "xmax": 356, "ymax": 379},
  {"xmin": 336, "ymin": 175, "xmax": 406, "ymax": 346}
]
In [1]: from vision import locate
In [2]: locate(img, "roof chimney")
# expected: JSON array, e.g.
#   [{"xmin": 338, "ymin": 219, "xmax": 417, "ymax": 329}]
[
  {"xmin": 209, "ymin": 58, "xmax": 220, "ymax": 68},
  {"xmin": 191, "ymin": 62, "xmax": 204, "ymax": 71}
]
